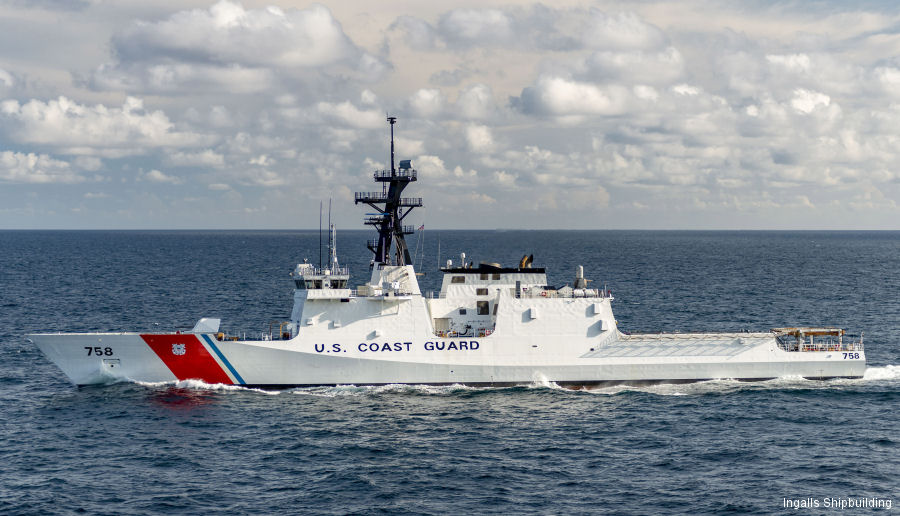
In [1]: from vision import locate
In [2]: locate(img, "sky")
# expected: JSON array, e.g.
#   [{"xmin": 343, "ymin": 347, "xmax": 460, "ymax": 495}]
[{"xmin": 2, "ymin": 0, "xmax": 900, "ymax": 230}]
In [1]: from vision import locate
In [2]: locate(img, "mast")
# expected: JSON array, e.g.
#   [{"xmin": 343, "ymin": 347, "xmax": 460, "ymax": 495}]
[
  {"xmin": 327, "ymin": 198, "xmax": 332, "ymax": 270},
  {"xmin": 330, "ymin": 222, "xmax": 338, "ymax": 272},
  {"xmin": 319, "ymin": 201, "xmax": 322, "ymax": 269},
  {"xmin": 389, "ymin": 116, "xmax": 396, "ymax": 174},
  {"xmin": 355, "ymin": 116, "xmax": 421, "ymax": 266}
]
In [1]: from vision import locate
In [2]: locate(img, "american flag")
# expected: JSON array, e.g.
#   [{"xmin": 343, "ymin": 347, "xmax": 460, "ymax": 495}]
[{"xmin": 418, "ymin": 224, "xmax": 425, "ymax": 230}]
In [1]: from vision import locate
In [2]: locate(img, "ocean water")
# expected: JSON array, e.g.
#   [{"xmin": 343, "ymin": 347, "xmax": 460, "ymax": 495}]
[{"xmin": 1, "ymin": 230, "xmax": 898, "ymax": 515}]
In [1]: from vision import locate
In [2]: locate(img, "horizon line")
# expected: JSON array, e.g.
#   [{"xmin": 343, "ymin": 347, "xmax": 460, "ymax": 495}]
[{"xmin": 2, "ymin": 227, "xmax": 900, "ymax": 232}]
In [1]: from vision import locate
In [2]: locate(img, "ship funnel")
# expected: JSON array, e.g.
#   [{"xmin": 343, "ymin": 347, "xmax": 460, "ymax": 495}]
[{"xmin": 518, "ymin": 254, "xmax": 533, "ymax": 268}]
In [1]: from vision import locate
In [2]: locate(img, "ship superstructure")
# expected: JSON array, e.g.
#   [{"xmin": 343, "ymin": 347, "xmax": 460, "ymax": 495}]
[{"xmin": 28, "ymin": 118, "xmax": 866, "ymax": 387}]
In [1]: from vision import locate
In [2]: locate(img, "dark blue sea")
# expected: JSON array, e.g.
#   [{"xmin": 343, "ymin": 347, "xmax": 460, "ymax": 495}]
[{"xmin": 1, "ymin": 230, "xmax": 898, "ymax": 515}]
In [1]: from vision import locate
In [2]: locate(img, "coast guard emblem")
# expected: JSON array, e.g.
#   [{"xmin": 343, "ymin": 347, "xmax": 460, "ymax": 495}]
[{"xmin": 172, "ymin": 343, "xmax": 186, "ymax": 355}]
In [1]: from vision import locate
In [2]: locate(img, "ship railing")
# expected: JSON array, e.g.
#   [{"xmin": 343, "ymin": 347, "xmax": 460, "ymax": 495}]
[
  {"xmin": 434, "ymin": 328, "xmax": 494, "ymax": 338},
  {"xmin": 374, "ymin": 169, "xmax": 417, "ymax": 181},
  {"xmin": 298, "ymin": 267, "xmax": 350, "ymax": 277},
  {"xmin": 355, "ymin": 192, "xmax": 389, "ymax": 202},
  {"xmin": 217, "ymin": 330, "xmax": 294, "ymax": 342},
  {"xmin": 516, "ymin": 289, "xmax": 610, "ymax": 299},
  {"xmin": 399, "ymin": 197, "xmax": 423, "ymax": 207},
  {"xmin": 349, "ymin": 288, "xmax": 417, "ymax": 298},
  {"xmin": 425, "ymin": 290, "xmax": 611, "ymax": 299},
  {"xmin": 774, "ymin": 337, "xmax": 864, "ymax": 353}
]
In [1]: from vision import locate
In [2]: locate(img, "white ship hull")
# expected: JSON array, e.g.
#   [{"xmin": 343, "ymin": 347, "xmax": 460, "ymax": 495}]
[{"xmin": 29, "ymin": 323, "xmax": 866, "ymax": 388}]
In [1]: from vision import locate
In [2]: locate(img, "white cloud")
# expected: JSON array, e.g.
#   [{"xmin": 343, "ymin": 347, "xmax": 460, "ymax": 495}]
[
  {"xmin": 73, "ymin": 156, "xmax": 103, "ymax": 171},
  {"xmin": 673, "ymin": 84, "xmax": 701, "ymax": 96},
  {"xmin": 167, "ymin": 149, "xmax": 225, "ymax": 168},
  {"xmin": 796, "ymin": 195, "xmax": 815, "ymax": 209},
  {"xmin": 493, "ymin": 170, "xmax": 518, "ymax": 188},
  {"xmin": 243, "ymin": 169, "xmax": 284, "ymax": 187},
  {"xmin": 766, "ymin": 54, "xmax": 812, "ymax": 73},
  {"xmin": 409, "ymin": 88, "xmax": 446, "ymax": 118},
  {"xmin": 91, "ymin": 1, "xmax": 379, "ymax": 94},
  {"xmin": 0, "ymin": 96, "xmax": 212, "ymax": 156},
  {"xmin": 396, "ymin": 137, "xmax": 425, "ymax": 156},
  {"xmin": 581, "ymin": 47, "xmax": 685, "ymax": 84},
  {"xmin": 466, "ymin": 192, "xmax": 496, "ymax": 204},
  {"xmin": 143, "ymin": 169, "xmax": 183, "ymax": 184},
  {"xmin": 391, "ymin": 6, "xmax": 666, "ymax": 54},
  {"xmin": 92, "ymin": 62, "xmax": 276, "ymax": 94},
  {"xmin": 0, "ymin": 68, "xmax": 13, "ymax": 88},
  {"xmin": 390, "ymin": 16, "xmax": 438, "ymax": 50},
  {"xmin": 633, "ymin": 85, "xmax": 659, "ymax": 102},
  {"xmin": 0, "ymin": 151, "xmax": 82, "ymax": 184},
  {"xmin": 360, "ymin": 90, "xmax": 378, "ymax": 106},
  {"xmin": 316, "ymin": 101, "xmax": 383, "ymax": 129},
  {"xmin": 414, "ymin": 155, "xmax": 448, "ymax": 178},
  {"xmin": 249, "ymin": 154, "xmax": 273, "ymax": 166},
  {"xmin": 790, "ymin": 88, "xmax": 830, "ymax": 114},
  {"xmin": 514, "ymin": 76, "xmax": 630, "ymax": 116},
  {"xmin": 874, "ymin": 66, "xmax": 900, "ymax": 98},
  {"xmin": 437, "ymin": 9, "xmax": 514, "ymax": 48},
  {"xmin": 113, "ymin": 1, "xmax": 357, "ymax": 68},
  {"xmin": 581, "ymin": 11, "xmax": 666, "ymax": 51},
  {"xmin": 456, "ymin": 84, "xmax": 496, "ymax": 120},
  {"xmin": 465, "ymin": 124, "xmax": 495, "ymax": 154}
]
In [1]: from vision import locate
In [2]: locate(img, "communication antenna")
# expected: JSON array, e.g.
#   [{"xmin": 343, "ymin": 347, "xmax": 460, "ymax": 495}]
[
  {"xmin": 388, "ymin": 115, "xmax": 397, "ymax": 175},
  {"xmin": 327, "ymin": 198, "xmax": 333, "ymax": 271},
  {"xmin": 319, "ymin": 201, "xmax": 322, "ymax": 269},
  {"xmin": 417, "ymin": 221, "xmax": 426, "ymax": 276}
]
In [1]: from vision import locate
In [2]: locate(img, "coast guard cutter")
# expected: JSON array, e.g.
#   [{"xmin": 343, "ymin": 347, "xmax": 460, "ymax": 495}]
[{"xmin": 29, "ymin": 118, "xmax": 867, "ymax": 387}]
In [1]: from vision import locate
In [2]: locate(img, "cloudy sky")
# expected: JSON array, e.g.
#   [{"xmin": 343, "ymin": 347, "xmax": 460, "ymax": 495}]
[{"xmin": 2, "ymin": 0, "xmax": 900, "ymax": 229}]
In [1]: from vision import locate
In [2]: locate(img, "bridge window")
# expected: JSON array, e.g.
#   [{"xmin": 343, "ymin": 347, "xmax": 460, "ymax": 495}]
[
  {"xmin": 480, "ymin": 273, "xmax": 489, "ymax": 280},
  {"xmin": 492, "ymin": 273, "xmax": 501, "ymax": 280},
  {"xmin": 459, "ymin": 308, "xmax": 467, "ymax": 315},
  {"xmin": 477, "ymin": 301, "xmax": 490, "ymax": 315},
  {"xmin": 451, "ymin": 276, "xmax": 465, "ymax": 284},
  {"xmin": 476, "ymin": 288, "xmax": 488, "ymax": 296}
]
